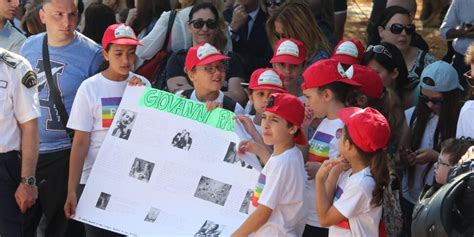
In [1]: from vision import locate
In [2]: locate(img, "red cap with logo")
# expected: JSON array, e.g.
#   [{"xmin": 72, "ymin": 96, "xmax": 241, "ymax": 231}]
[
  {"xmin": 102, "ymin": 23, "xmax": 143, "ymax": 49},
  {"xmin": 352, "ymin": 65, "xmax": 384, "ymax": 99},
  {"xmin": 270, "ymin": 38, "xmax": 307, "ymax": 65},
  {"xmin": 249, "ymin": 68, "xmax": 286, "ymax": 92},
  {"xmin": 264, "ymin": 93, "xmax": 307, "ymax": 145},
  {"xmin": 301, "ymin": 59, "xmax": 361, "ymax": 90},
  {"xmin": 337, "ymin": 107, "xmax": 391, "ymax": 153},
  {"xmin": 185, "ymin": 42, "xmax": 230, "ymax": 72},
  {"xmin": 331, "ymin": 38, "xmax": 365, "ymax": 65}
]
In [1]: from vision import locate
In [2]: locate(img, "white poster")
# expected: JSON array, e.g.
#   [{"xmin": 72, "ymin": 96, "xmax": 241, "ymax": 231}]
[{"xmin": 74, "ymin": 86, "xmax": 261, "ymax": 236}]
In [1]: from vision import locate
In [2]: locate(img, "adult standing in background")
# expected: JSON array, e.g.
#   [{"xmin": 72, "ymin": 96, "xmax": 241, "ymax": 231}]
[
  {"xmin": 0, "ymin": 47, "xmax": 40, "ymax": 237},
  {"xmin": 0, "ymin": 0, "xmax": 26, "ymax": 54},
  {"xmin": 20, "ymin": 0, "xmax": 102, "ymax": 236}
]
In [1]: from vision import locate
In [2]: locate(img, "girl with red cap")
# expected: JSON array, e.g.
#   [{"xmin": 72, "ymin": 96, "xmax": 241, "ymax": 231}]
[
  {"xmin": 316, "ymin": 107, "xmax": 391, "ymax": 237},
  {"xmin": 233, "ymin": 93, "xmax": 308, "ymax": 237},
  {"xmin": 64, "ymin": 23, "xmax": 149, "ymax": 237}
]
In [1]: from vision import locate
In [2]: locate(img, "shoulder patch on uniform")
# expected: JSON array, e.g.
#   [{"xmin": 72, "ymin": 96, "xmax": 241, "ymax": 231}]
[
  {"xmin": 0, "ymin": 51, "xmax": 22, "ymax": 69},
  {"xmin": 21, "ymin": 71, "xmax": 38, "ymax": 88}
]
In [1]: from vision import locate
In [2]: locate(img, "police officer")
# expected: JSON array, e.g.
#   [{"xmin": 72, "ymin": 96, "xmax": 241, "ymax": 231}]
[{"xmin": 0, "ymin": 47, "xmax": 40, "ymax": 236}]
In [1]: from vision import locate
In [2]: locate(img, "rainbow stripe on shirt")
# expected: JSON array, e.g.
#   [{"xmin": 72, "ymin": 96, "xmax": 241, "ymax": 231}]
[
  {"xmin": 101, "ymin": 97, "xmax": 122, "ymax": 128},
  {"xmin": 308, "ymin": 131, "xmax": 334, "ymax": 162},
  {"xmin": 252, "ymin": 173, "xmax": 266, "ymax": 207}
]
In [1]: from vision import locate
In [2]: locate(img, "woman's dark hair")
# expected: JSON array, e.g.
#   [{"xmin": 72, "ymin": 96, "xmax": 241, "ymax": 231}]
[
  {"xmin": 362, "ymin": 42, "xmax": 410, "ymax": 97},
  {"xmin": 408, "ymin": 88, "xmax": 464, "ymax": 186},
  {"xmin": 21, "ymin": 4, "xmax": 45, "ymax": 36},
  {"xmin": 82, "ymin": 3, "xmax": 116, "ymax": 44},
  {"xmin": 131, "ymin": 0, "xmax": 170, "ymax": 35},
  {"xmin": 188, "ymin": 2, "xmax": 227, "ymax": 50},
  {"xmin": 317, "ymin": 82, "xmax": 353, "ymax": 103},
  {"xmin": 343, "ymin": 126, "xmax": 390, "ymax": 206},
  {"xmin": 372, "ymin": 6, "xmax": 412, "ymax": 45}
]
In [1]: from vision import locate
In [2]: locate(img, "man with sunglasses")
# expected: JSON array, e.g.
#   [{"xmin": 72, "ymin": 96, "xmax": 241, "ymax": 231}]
[
  {"xmin": 0, "ymin": 0, "xmax": 26, "ymax": 54},
  {"xmin": 224, "ymin": 0, "xmax": 273, "ymax": 79},
  {"xmin": 440, "ymin": 0, "xmax": 474, "ymax": 84}
]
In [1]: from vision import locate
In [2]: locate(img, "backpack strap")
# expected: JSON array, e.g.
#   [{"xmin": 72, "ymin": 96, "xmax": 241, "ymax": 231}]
[
  {"xmin": 222, "ymin": 95, "xmax": 237, "ymax": 112},
  {"xmin": 181, "ymin": 89, "xmax": 193, "ymax": 99},
  {"xmin": 415, "ymin": 51, "xmax": 427, "ymax": 78}
]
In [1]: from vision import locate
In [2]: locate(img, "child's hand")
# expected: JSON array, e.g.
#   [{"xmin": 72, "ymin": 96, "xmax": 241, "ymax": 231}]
[
  {"xmin": 234, "ymin": 115, "xmax": 257, "ymax": 134},
  {"xmin": 205, "ymin": 101, "xmax": 222, "ymax": 111},
  {"xmin": 305, "ymin": 162, "xmax": 321, "ymax": 180},
  {"xmin": 329, "ymin": 155, "xmax": 351, "ymax": 177},
  {"xmin": 64, "ymin": 192, "xmax": 78, "ymax": 219},
  {"xmin": 414, "ymin": 148, "xmax": 439, "ymax": 164},
  {"xmin": 238, "ymin": 140, "xmax": 258, "ymax": 154},
  {"xmin": 301, "ymin": 105, "xmax": 315, "ymax": 128},
  {"xmin": 128, "ymin": 76, "xmax": 145, "ymax": 86},
  {"xmin": 316, "ymin": 160, "xmax": 334, "ymax": 182}
]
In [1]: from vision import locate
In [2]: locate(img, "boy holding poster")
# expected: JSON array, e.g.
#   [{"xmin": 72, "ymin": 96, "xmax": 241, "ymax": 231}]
[{"xmin": 233, "ymin": 93, "xmax": 307, "ymax": 236}]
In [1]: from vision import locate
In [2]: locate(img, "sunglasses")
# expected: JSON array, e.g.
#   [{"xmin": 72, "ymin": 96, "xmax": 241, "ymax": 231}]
[
  {"xmin": 264, "ymin": 0, "xmax": 284, "ymax": 7},
  {"xmin": 463, "ymin": 70, "xmax": 474, "ymax": 87},
  {"xmin": 419, "ymin": 94, "xmax": 444, "ymax": 105},
  {"xmin": 195, "ymin": 64, "xmax": 226, "ymax": 74},
  {"xmin": 189, "ymin": 19, "xmax": 218, "ymax": 29},
  {"xmin": 385, "ymin": 23, "xmax": 416, "ymax": 35},
  {"xmin": 366, "ymin": 45, "xmax": 392, "ymax": 59}
]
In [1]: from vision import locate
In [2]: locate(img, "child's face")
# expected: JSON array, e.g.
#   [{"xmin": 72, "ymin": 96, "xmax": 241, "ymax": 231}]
[
  {"xmin": 273, "ymin": 62, "xmax": 304, "ymax": 86},
  {"xmin": 189, "ymin": 61, "xmax": 225, "ymax": 94},
  {"xmin": 249, "ymin": 89, "xmax": 277, "ymax": 114},
  {"xmin": 434, "ymin": 151, "xmax": 452, "ymax": 185},
  {"xmin": 302, "ymin": 87, "xmax": 327, "ymax": 118},
  {"xmin": 261, "ymin": 111, "xmax": 294, "ymax": 146},
  {"xmin": 104, "ymin": 44, "xmax": 137, "ymax": 77}
]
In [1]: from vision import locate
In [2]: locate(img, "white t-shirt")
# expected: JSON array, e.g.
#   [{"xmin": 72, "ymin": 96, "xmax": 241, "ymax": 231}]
[
  {"xmin": 402, "ymin": 107, "xmax": 436, "ymax": 204},
  {"xmin": 250, "ymin": 146, "xmax": 307, "ymax": 237},
  {"xmin": 329, "ymin": 167, "xmax": 382, "ymax": 237},
  {"xmin": 175, "ymin": 89, "xmax": 245, "ymax": 115},
  {"xmin": 0, "ymin": 49, "xmax": 40, "ymax": 153},
  {"xmin": 456, "ymin": 100, "xmax": 474, "ymax": 139},
  {"xmin": 67, "ymin": 72, "xmax": 150, "ymax": 184},
  {"xmin": 306, "ymin": 118, "xmax": 344, "ymax": 227}
]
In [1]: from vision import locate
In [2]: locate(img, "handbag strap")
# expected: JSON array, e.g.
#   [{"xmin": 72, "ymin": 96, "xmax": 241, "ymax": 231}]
[
  {"xmin": 162, "ymin": 10, "xmax": 177, "ymax": 52},
  {"xmin": 42, "ymin": 35, "xmax": 74, "ymax": 138}
]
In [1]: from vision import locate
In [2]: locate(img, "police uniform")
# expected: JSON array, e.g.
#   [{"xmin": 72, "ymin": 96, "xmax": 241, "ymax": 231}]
[{"xmin": 0, "ymin": 47, "xmax": 40, "ymax": 236}]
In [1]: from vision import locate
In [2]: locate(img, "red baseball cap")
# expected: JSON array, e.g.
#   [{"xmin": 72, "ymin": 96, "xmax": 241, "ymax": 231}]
[
  {"xmin": 337, "ymin": 107, "xmax": 391, "ymax": 153},
  {"xmin": 352, "ymin": 65, "xmax": 384, "ymax": 99},
  {"xmin": 331, "ymin": 38, "xmax": 365, "ymax": 65},
  {"xmin": 270, "ymin": 38, "xmax": 306, "ymax": 65},
  {"xmin": 102, "ymin": 23, "xmax": 143, "ymax": 49},
  {"xmin": 185, "ymin": 42, "xmax": 230, "ymax": 72},
  {"xmin": 264, "ymin": 93, "xmax": 307, "ymax": 145},
  {"xmin": 249, "ymin": 68, "xmax": 286, "ymax": 92},
  {"xmin": 301, "ymin": 59, "xmax": 361, "ymax": 90}
]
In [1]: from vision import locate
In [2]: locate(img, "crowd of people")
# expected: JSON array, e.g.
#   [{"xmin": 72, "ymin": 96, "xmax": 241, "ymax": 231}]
[{"xmin": 1, "ymin": 0, "xmax": 474, "ymax": 236}]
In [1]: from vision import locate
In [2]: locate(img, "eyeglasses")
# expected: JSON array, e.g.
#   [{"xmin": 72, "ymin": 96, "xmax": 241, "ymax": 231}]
[
  {"xmin": 194, "ymin": 64, "xmax": 226, "ymax": 74},
  {"xmin": 385, "ymin": 23, "xmax": 416, "ymax": 35},
  {"xmin": 435, "ymin": 157, "xmax": 451, "ymax": 168},
  {"xmin": 463, "ymin": 70, "xmax": 474, "ymax": 87},
  {"xmin": 419, "ymin": 94, "xmax": 444, "ymax": 105},
  {"xmin": 264, "ymin": 0, "xmax": 284, "ymax": 7},
  {"xmin": 189, "ymin": 19, "xmax": 218, "ymax": 29},
  {"xmin": 365, "ymin": 45, "xmax": 392, "ymax": 59}
]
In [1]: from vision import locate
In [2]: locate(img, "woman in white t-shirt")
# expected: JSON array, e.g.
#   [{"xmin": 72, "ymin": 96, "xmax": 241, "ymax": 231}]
[
  {"xmin": 63, "ymin": 24, "xmax": 150, "ymax": 237},
  {"xmin": 316, "ymin": 107, "xmax": 391, "ymax": 237},
  {"xmin": 399, "ymin": 61, "xmax": 464, "ymax": 237},
  {"xmin": 457, "ymin": 43, "xmax": 474, "ymax": 138}
]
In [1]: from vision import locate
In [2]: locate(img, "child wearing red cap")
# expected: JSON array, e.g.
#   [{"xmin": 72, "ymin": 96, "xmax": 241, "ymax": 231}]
[
  {"xmin": 235, "ymin": 68, "xmax": 286, "ymax": 164},
  {"xmin": 177, "ymin": 42, "xmax": 244, "ymax": 114},
  {"xmin": 233, "ymin": 93, "xmax": 308, "ymax": 237},
  {"xmin": 315, "ymin": 107, "xmax": 391, "ymax": 237},
  {"xmin": 300, "ymin": 59, "xmax": 361, "ymax": 236},
  {"xmin": 331, "ymin": 38, "xmax": 365, "ymax": 67},
  {"xmin": 270, "ymin": 38, "xmax": 307, "ymax": 97},
  {"xmin": 64, "ymin": 23, "xmax": 149, "ymax": 237}
]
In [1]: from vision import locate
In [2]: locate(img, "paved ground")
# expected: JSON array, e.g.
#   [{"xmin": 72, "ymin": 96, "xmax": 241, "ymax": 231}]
[{"xmin": 345, "ymin": 0, "xmax": 447, "ymax": 59}]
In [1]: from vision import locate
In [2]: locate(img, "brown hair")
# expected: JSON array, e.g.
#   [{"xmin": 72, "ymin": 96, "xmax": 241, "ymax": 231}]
[
  {"xmin": 343, "ymin": 127, "xmax": 390, "ymax": 206},
  {"xmin": 441, "ymin": 138, "xmax": 474, "ymax": 165},
  {"xmin": 266, "ymin": 1, "xmax": 331, "ymax": 61},
  {"xmin": 22, "ymin": 4, "xmax": 46, "ymax": 35}
]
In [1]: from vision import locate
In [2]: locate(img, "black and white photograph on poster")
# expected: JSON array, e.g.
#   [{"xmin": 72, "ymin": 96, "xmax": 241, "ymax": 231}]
[
  {"xmin": 95, "ymin": 192, "xmax": 111, "ymax": 210},
  {"xmin": 129, "ymin": 158, "xmax": 155, "ymax": 182},
  {"xmin": 194, "ymin": 220, "xmax": 225, "ymax": 237},
  {"xmin": 239, "ymin": 190, "xmax": 253, "ymax": 214},
  {"xmin": 171, "ymin": 129, "xmax": 193, "ymax": 151},
  {"xmin": 144, "ymin": 207, "xmax": 160, "ymax": 223},
  {"xmin": 194, "ymin": 176, "xmax": 232, "ymax": 206},
  {"xmin": 223, "ymin": 142, "xmax": 253, "ymax": 169},
  {"xmin": 111, "ymin": 109, "xmax": 137, "ymax": 140}
]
